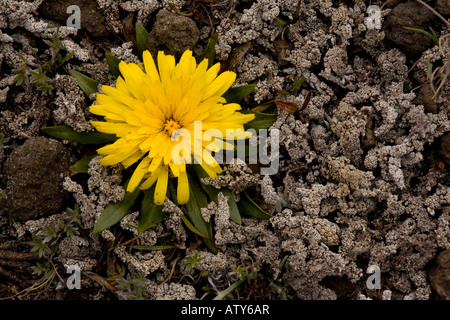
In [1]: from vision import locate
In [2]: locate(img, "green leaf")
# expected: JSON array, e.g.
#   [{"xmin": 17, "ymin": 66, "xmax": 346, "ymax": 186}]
[
  {"xmin": 237, "ymin": 191, "xmax": 272, "ymax": 220},
  {"xmin": 105, "ymin": 53, "xmax": 122, "ymax": 78},
  {"xmin": 193, "ymin": 165, "xmax": 242, "ymax": 225},
  {"xmin": 241, "ymin": 109, "xmax": 277, "ymax": 131},
  {"xmin": 426, "ymin": 61, "xmax": 433, "ymax": 79},
  {"xmin": 213, "ymin": 278, "xmax": 246, "ymax": 300},
  {"xmin": 73, "ymin": 155, "xmax": 97, "ymax": 173},
  {"xmin": 138, "ymin": 184, "xmax": 166, "ymax": 233},
  {"xmin": 167, "ymin": 179, "xmax": 178, "ymax": 206},
  {"xmin": 276, "ymin": 89, "xmax": 291, "ymax": 96},
  {"xmin": 69, "ymin": 69, "xmax": 100, "ymax": 97},
  {"xmin": 131, "ymin": 245, "xmax": 176, "ymax": 251},
  {"xmin": 180, "ymin": 214, "xmax": 211, "ymax": 239},
  {"xmin": 135, "ymin": 22, "xmax": 149, "ymax": 59},
  {"xmin": 93, "ymin": 180, "xmax": 141, "ymax": 234},
  {"xmin": 222, "ymin": 84, "xmax": 255, "ymax": 103},
  {"xmin": 275, "ymin": 17, "xmax": 290, "ymax": 26},
  {"xmin": 403, "ymin": 82, "xmax": 412, "ymax": 93},
  {"xmin": 403, "ymin": 26, "xmax": 439, "ymax": 45},
  {"xmin": 185, "ymin": 173, "xmax": 217, "ymax": 253},
  {"xmin": 41, "ymin": 125, "xmax": 117, "ymax": 144},
  {"xmin": 195, "ymin": 33, "xmax": 218, "ymax": 69},
  {"xmin": 293, "ymin": 76, "xmax": 305, "ymax": 96}
]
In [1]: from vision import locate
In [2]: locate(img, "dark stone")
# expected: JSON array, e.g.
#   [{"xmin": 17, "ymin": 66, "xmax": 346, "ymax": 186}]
[
  {"xmin": 272, "ymin": 39, "xmax": 293, "ymax": 67},
  {"xmin": 429, "ymin": 249, "xmax": 450, "ymax": 300},
  {"xmin": 39, "ymin": 0, "xmax": 109, "ymax": 37},
  {"xmin": 383, "ymin": 2, "xmax": 437, "ymax": 56},
  {"xmin": 436, "ymin": 0, "xmax": 450, "ymax": 15},
  {"xmin": 147, "ymin": 9, "xmax": 200, "ymax": 59},
  {"xmin": 414, "ymin": 84, "xmax": 439, "ymax": 113},
  {"xmin": 361, "ymin": 118, "xmax": 376, "ymax": 149},
  {"xmin": 2, "ymin": 137, "xmax": 73, "ymax": 222},
  {"xmin": 439, "ymin": 132, "xmax": 450, "ymax": 164}
]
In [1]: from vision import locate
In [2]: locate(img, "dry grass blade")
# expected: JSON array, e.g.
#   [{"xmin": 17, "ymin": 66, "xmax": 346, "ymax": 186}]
[
  {"xmin": 85, "ymin": 271, "xmax": 118, "ymax": 293},
  {"xmin": 155, "ymin": 252, "xmax": 181, "ymax": 292}
]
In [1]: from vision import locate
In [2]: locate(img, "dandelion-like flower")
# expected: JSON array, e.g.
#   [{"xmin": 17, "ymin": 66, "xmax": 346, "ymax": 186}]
[{"xmin": 90, "ymin": 50, "xmax": 255, "ymax": 205}]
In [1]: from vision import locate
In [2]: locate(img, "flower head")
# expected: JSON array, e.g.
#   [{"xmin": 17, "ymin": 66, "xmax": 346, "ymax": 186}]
[{"xmin": 90, "ymin": 50, "xmax": 254, "ymax": 205}]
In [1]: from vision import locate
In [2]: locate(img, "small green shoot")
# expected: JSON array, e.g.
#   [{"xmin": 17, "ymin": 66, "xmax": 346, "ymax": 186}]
[
  {"xmin": 116, "ymin": 272, "xmax": 147, "ymax": 300},
  {"xmin": 213, "ymin": 265, "xmax": 258, "ymax": 300},
  {"xmin": 404, "ymin": 26, "xmax": 439, "ymax": 45},
  {"xmin": 43, "ymin": 226, "xmax": 57, "ymax": 242},
  {"xmin": 14, "ymin": 28, "xmax": 72, "ymax": 95},
  {"xmin": 276, "ymin": 0, "xmax": 303, "ymax": 40},
  {"xmin": 185, "ymin": 252, "xmax": 202, "ymax": 270},
  {"xmin": 28, "ymin": 236, "xmax": 51, "ymax": 258}
]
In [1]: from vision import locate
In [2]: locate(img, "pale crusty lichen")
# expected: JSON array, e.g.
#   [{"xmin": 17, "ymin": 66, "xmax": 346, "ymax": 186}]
[
  {"xmin": 114, "ymin": 246, "xmax": 166, "ymax": 276},
  {"xmin": 52, "ymin": 74, "xmax": 92, "ymax": 132},
  {"xmin": 153, "ymin": 282, "xmax": 197, "ymax": 300}
]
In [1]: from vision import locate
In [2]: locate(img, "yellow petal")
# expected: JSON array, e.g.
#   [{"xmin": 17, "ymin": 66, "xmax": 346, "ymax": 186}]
[
  {"xmin": 177, "ymin": 171, "xmax": 189, "ymax": 204},
  {"xmin": 143, "ymin": 50, "xmax": 160, "ymax": 82},
  {"xmin": 157, "ymin": 51, "xmax": 175, "ymax": 87},
  {"xmin": 154, "ymin": 166, "xmax": 169, "ymax": 205},
  {"xmin": 201, "ymin": 71, "xmax": 236, "ymax": 99},
  {"xmin": 139, "ymin": 165, "xmax": 163, "ymax": 190},
  {"xmin": 127, "ymin": 157, "xmax": 151, "ymax": 192},
  {"xmin": 91, "ymin": 121, "xmax": 134, "ymax": 137}
]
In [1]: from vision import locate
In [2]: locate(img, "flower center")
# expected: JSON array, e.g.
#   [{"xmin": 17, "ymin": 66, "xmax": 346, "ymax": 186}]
[{"xmin": 163, "ymin": 119, "xmax": 181, "ymax": 136}]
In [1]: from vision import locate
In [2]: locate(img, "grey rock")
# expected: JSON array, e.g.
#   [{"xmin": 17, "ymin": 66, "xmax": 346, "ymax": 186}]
[
  {"xmin": 383, "ymin": 2, "xmax": 437, "ymax": 56},
  {"xmin": 147, "ymin": 9, "xmax": 200, "ymax": 59},
  {"xmin": 2, "ymin": 137, "xmax": 73, "ymax": 222},
  {"xmin": 39, "ymin": 0, "xmax": 109, "ymax": 37}
]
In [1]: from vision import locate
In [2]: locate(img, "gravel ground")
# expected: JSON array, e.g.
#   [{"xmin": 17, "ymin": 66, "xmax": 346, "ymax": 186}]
[{"xmin": 0, "ymin": 0, "xmax": 449, "ymax": 300}]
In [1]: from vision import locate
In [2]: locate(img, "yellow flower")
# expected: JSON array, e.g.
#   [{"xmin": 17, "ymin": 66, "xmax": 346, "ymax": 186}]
[{"xmin": 90, "ymin": 50, "xmax": 255, "ymax": 205}]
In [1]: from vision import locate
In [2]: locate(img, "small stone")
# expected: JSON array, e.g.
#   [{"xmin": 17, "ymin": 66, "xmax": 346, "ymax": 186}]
[
  {"xmin": 272, "ymin": 39, "xmax": 293, "ymax": 67},
  {"xmin": 429, "ymin": 250, "xmax": 450, "ymax": 299},
  {"xmin": 147, "ymin": 9, "xmax": 200, "ymax": 59},
  {"xmin": 383, "ymin": 2, "xmax": 437, "ymax": 56},
  {"xmin": 361, "ymin": 118, "xmax": 376, "ymax": 149},
  {"xmin": 2, "ymin": 137, "xmax": 73, "ymax": 222},
  {"xmin": 39, "ymin": 0, "xmax": 109, "ymax": 37}
]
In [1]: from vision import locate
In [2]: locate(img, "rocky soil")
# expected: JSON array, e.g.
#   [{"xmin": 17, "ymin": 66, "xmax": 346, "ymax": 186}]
[{"xmin": 0, "ymin": 0, "xmax": 449, "ymax": 300}]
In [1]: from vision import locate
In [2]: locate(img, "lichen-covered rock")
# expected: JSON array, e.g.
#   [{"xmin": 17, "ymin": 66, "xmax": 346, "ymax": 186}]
[
  {"xmin": 383, "ymin": 2, "xmax": 437, "ymax": 56},
  {"xmin": 147, "ymin": 9, "xmax": 199, "ymax": 58},
  {"xmin": 2, "ymin": 137, "xmax": 73, "ymax": 222}
]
